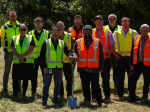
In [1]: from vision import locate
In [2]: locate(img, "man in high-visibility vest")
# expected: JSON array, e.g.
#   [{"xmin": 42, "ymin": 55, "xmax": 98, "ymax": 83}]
[
  {"xmin": 56, "ymin": 21, "xmax": 74, "ymax": 97},
  {"xmin": 104, "ymin": 14, "xmax": 122, "ymax": 90},
  {"xmin": 92, "ymin": 15, "xmax": 116, "ymax": 102},
  {"xmin": 113, "ymin": 17, "xmax": 139, "ymax": 100},
  {"xmin": 73, "ymin": 25, "xmax": 106, "ymax": 106},
  {"xmin": 127, "ymin": 24, "xmax": 150, "ymax": 102},
  {"xmin": 28, "ymin": 17, "xmax": 50, "ymax": 97},
  {"xmin": 0, "ymin": 11, "xmax": 21, "ymax": 94},
  {"xmin": 40, "ymin": 26, "xmax": 76, "ymax": 108},
  {"xmin": 67, "ymin": 15, "xmax": 83, "ymax": 41}
]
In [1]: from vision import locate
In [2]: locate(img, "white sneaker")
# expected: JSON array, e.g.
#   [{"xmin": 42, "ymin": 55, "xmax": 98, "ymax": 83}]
[{"xmin": 42, "ymin": 105, "xmax": 47, "ymax": 109}]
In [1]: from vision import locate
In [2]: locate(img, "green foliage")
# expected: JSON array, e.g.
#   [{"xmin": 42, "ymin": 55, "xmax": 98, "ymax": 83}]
[{"xmin": 0, "ymin": 0, "xmax": 150, "ymax": 32}]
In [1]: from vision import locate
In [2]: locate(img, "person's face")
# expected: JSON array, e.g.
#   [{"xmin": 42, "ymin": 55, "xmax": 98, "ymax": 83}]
[
  {"xmin": 34, "ymin": 21, "xmax": 44, "ymax": 31},
  {"xmin": 108, "ymin": 15, "xmax": 117, "ymax": 26},
  {"xmin": 140, "ymin": 26, "xmax": 149, "ymax": 37},
  {"xmin": 74, "ymin": 17, "xmax": 82, "ymax": 27},
  {"xmin": 8, "ymin": 13, "xmax": 17, "ymax": 22},
  {"xmin": 51, "ymin": 27, "xmax": 59, "ymax": 39},
  {"xmin": 19, "ymin": 27, "xmax": 27, "ymax": 36},
  {"xmin": 57, "ymin": 23, "xmax": 65, "ymax": 32},
  {"xmin": 83, "ymin": 29, "xmax": 92, "ymax": 37},
  {"xmin": 121, "ymin": 19, "xmax": 130, "ymax": 29},
  {"xmin": 94, "ymin": 18, "xmax": 104, "ymax": 29}
]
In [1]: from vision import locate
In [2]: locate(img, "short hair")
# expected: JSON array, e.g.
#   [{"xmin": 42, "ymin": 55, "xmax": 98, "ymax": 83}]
[
  {"xmin": 34, "ymin": 17, "xmax": 44, "ymax": 23},
  {"xmin": 108, "ymin": 14, "xmax": 117, "ymax": 19},
  {"xmin": 9, "ymin": 11, "xmax": 17, "ymax": 16},
  {"xmin": 140, "ymin": 24, "xmax": 149, "ymax": 30},
  {"xmin": 74, "ymin": 15, "xmax": 82, "ymax": 20},
  {"xmin": 19, "ymin": 23, "xmax": 28, "ymax": 32},
  {"xmin": 121, "ymin": 17, "xmax": 130, "ymax": 22},
  {"xmin": 56, "ymin": 21, "xmax": 64, "ymax": 26},
  {"xmin": 51, "ymin": 26, "xmax": 59, "ymax": 31}
]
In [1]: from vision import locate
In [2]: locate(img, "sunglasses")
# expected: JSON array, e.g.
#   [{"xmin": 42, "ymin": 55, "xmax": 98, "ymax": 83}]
[
  {"xmin": 21, "ymin": 29, "xmax": 26, "ymax": 31},
  {"xmin": 83, "ymin": 30, "xmax": 91, "ymax": 33},
  {"xmin": 74, "ymin": 19, "xmax": 82, "ymax": 22},
  {"xmin": 109, "ymin": 18, "xmax": 116, "ymax": 20},
  {"xmin": 34, "ymin": 23, "xmax": 43, "ymax": 26}
]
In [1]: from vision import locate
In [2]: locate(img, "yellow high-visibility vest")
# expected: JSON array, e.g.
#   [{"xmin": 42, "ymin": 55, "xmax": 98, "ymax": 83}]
[
  {"xmin": 12, "ymin": 35, "xmax": 34, "ymax": 64},
  {"xmin": 45, "ymin": 38, "xmax": 64, "ymax": 68},
  {"xmin": 114, "ymin": 29, "xmax": 137, "ymax": 56}
]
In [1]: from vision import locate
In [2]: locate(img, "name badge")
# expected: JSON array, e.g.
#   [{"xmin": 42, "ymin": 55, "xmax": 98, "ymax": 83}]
[
  {"xmin": 49, "ymin": 69, "xmax": 52, "ymax": 74},
  {"xmin": 146, "ymin": 44, "xmax": 149, "ymax": 47}
]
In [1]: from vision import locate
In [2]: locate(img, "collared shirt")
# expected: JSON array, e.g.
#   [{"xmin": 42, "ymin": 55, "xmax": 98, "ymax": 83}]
[{"xmin": 120, "ymin": 29, "xmax": 139, "ymax": 39}]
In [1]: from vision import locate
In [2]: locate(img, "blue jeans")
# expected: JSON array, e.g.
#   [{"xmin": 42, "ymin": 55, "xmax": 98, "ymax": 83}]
[
  {"xmin": 129, "ymin": 62, "xmax": 150, "ymax": 100},
  {"xmin": 42, "ymin": 68, "xmax": 62, "ymax": 105}
]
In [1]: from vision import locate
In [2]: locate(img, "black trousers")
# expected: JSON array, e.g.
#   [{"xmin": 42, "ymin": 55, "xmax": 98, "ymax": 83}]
[
  {"xmin": 117, "ymin": 56, "xmax": 130, "ymax": 97},
  {"xmin": 129, "ymin": 62, "xmax": 150, "ymax": 100},
  {"xmin": 80, "ymin": 71, "xmax": 103, "ymax": 104},
  {"xmin": 110, "ymin": 53, "xmax": 118, "ymax": 87},
  {"xmin": 13, "ymin": 79, "xmax": 28, "ymax": 95},
  {"xmin": 60, "ymin": 63, "xmax": 72, "ymax": 96},
  {"xmin": 31, "ymin": 57, "xmax": 44, "ymax": 93}
]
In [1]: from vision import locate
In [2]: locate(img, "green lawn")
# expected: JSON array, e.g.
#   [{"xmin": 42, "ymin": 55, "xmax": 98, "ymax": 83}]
[{"xmin": 0, "ymin": 48, "xmax": 150, "ymax": 112}]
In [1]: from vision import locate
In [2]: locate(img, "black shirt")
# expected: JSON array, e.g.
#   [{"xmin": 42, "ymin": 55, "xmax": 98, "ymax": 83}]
[
  {"xmin": 34, "ymin": 29, "xmax": 50, "ymax": 41},
  {"xmin": 40, "ymin": 38, "xmax": 72, "ymax": 69},
  {"xmin": 108, "ymin": 24, "xmax": 118, "ymax": 33}
]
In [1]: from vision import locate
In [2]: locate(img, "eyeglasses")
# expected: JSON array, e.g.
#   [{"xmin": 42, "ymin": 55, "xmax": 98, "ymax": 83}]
[
  {"xmin": 34, "ymin": 23, "xmax": 43, "ymax": 26},
  {"xmin": 83, "ymin": 30, "xmax": 92, "ymax": 33},
  {"xmin": 95, "ymin": 20, "xmax": 103, "ymax": 23},
  {"xmin": 21, "ymin": 29, "xmax": 26, "ymax": 31},
  {"xmin": 109, "ymin": 18, "xmax": 116, "ymax": 20},
  {"xmin": 57, "ymin": 26, "xmax": 64, "ymax": 29},
  {"xmin": 74, "ymin": 19, "xmax": 82, "ymax": 22}
]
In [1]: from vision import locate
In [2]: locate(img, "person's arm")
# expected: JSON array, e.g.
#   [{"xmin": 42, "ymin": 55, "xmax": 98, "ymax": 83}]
[
  {"xmin": 99, "ymin": 40, "xmax": 104, "ymax": 72},
  {"xmin": 0, "ymin": 26, "xmax": 6, "ymax": 48},
  {"xmin": 71, "ymin": 36, "xmax": 74, "ymax": 51},
  {"xmin": 40, "ymin": 41, "xmax": 48, "ymax": 73},
  {"xmin": 130, "ymin": 38, "xmax": 135, "ymax": 70}
]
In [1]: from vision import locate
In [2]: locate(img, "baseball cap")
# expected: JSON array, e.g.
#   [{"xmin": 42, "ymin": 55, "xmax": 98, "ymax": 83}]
[
  {"xmin": 95, "ymin": 15, "xmax": 103, "ymax": 20},
  {"xmin": 83, "ymin": 25, "xmax": 92, "ymax": 30}
]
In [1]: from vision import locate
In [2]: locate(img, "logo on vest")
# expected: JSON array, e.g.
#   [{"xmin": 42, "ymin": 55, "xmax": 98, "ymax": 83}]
[
  {"xmin": 91, "ymin": 45, "xmax": 94, "ymax": 47},
  {"xmin": 59, "ymin": 47, "xmax": 61, "ymax": 49},
  {"xmin": 42, "ymin": 39, "xmax": 45, "ymax": 41},
  {"xmin": 101, "ymin": 36, "xmax": 104, "ymax": 38},
  {"xmin": 23, "ymin": 41, "xmax": 27, "ymax": 43},
  {"xmin": 146, "ymin": 44, "xmax": 149, "ymax": 47},
  {"xmin": 79, "ymin": 33, "xmax": 82, "ymax": 35}
]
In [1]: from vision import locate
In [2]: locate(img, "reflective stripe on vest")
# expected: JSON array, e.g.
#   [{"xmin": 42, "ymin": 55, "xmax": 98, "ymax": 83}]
[
  {"xmin": 115, "ymin": 29, "xmax": 135, "ymax": 55},
  {"xmin": 78, "ymin": 38, "xmax": 99, "ymax": 62},
  {"xmin": 46, "ymin": 39, "xmax": 64, "ymax": 64}
]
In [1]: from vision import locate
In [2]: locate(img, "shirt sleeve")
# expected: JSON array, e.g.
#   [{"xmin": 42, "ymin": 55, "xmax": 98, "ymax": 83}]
[
  {"xmin": 30, "ymin": 37, "xmax": 36, "ymax": 47},
  {"xmin": 109, "ymin": 31, "xmax": 116, "ymax": 45},
  {"xmin": 40, "ymin": 41, "xmax": 47, "ymax": 69}
]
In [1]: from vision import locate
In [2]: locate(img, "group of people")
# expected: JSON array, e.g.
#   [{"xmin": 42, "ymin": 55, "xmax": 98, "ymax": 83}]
[{"xmin": 0, "ymin": 11, "xmax": 150, "ymax": 109}]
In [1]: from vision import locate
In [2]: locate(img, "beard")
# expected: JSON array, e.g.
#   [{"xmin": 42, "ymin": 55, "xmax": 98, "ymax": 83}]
[{"xmin": 84, "ymin": 35, "xmax": 92, "ymax": 39}]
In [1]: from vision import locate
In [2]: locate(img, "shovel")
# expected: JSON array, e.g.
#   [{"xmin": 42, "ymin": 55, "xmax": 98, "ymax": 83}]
[{"xmin": 68, "ymin": 62, "xmax": 77, "ymax": 108}]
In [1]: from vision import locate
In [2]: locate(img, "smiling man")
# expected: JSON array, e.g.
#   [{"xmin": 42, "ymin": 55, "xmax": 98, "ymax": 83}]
[{"xmin": 0, "ymin": 11, "xmax": 20, "ymax": 95}]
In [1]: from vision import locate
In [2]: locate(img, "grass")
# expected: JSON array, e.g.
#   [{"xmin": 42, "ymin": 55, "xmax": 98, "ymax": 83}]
[{"xmin": 0, "ymin": 48, "xmax": 150, "ymax": 112}]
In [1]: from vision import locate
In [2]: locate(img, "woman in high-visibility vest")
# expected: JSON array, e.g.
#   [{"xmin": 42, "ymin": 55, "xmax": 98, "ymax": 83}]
[{"xmin": 11, "ymin": 24, "xmax": 35, "ymax": 97}]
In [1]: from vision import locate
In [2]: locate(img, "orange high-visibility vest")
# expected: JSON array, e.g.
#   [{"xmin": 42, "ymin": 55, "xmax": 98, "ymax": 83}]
[
  {"xmin": 133, "ymin": 35, "xmax": 150, "ymax": 66},
  {"xmin": 69, "ymin": 27, "xmax": 83, "ymax": 39},
  {"xmin": 92, "ymin": 28, "xmax": 110, "ymax": 55},
  {"xmin": 77, "ymin": 37, "xmax": 99, "ymax": 68}
]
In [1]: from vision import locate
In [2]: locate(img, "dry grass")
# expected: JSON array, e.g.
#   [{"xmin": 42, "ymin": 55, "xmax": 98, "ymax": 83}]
[{"xmin": 0, "ymin": 48, "xmax": 150, "ymax": 112}]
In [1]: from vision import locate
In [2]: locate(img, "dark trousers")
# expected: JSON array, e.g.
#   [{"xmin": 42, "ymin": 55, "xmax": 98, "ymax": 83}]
[
  {"xmin": 31, "ymin": 57, "xmax": 44, "ymax": 93},
  {"xmin": 129, "ymin": 62, "xmax": 150, "ymax": 100},
  {"xmin": 60, "ymin": 63, "xmax": 72, "ymax": 96},
  {"xmin": 101, "ymin": 58, "xmax": 110, "ymax": 98},
  {"xmin": 110, "ymin": 53, "xmax": 118, "ymax": 87},
  {"xmin": 13, "ymin": 79, "xmax": 28, "ymax": 95},
  {"xmin": 80, "ymin": 71, "xmax": 103, "ymax": 104},
  {"xmin": 117, "ymin": 56, "xmax": 130, "ymax": 97}
]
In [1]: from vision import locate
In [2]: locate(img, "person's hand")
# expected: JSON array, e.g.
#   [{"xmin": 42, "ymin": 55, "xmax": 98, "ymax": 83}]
[
  {"xmin": 68, "ymin": 56, "xmax": 73, "ymax": 61},
  {"xmin": 19, "ymin": 58, "xmax": 25, "ymax": 63},
  {"xmin": 17, "ymin": 55, "xmax": 25, "ymax": 60},
  {"xmin": 113, "ymin": 51, "xmax": 121, "ymax": 59},
  {"xmin": 43, "ymin": 68, "xmax": 49, "ymax": 73},
  {"xmin": 104, "ymin": 55, "xmax": 108, "ymax": 60},
  {"xmin": 130, "ymin": 65, "xmax": 134, "ymax": 70}
]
